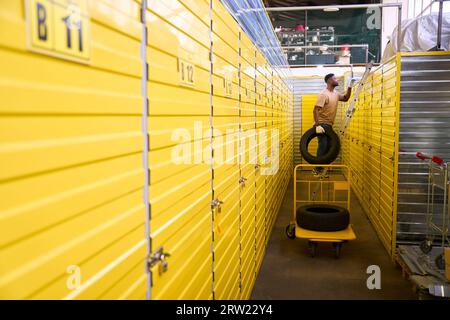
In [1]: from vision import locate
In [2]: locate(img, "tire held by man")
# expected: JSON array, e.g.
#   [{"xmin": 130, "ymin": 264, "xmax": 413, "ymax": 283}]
[{"xmin": 300, "ymin": 126, "xmax": 340, "ymax": 164}]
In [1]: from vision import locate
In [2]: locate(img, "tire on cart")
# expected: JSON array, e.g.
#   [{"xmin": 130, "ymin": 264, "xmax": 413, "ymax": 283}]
[
  {"xmin": 296, "ymin": 204, "xmax": 349, "ymax": 232},
  {"xmin": 300, "ymin": 126, "xmax": 340, "ymax": 164}
]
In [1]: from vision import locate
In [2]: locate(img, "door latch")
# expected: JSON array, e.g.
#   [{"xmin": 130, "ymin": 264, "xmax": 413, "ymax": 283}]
[
  {"xmin": 239, "ymin": 176, "xmax": 247, "ymax": 187},
  {"xmin": 254, "ymin": 163, "xmax": 260, "ymax": 170},
  {"xmin": 211, "ymin": 198, "xmax": 224, "ymax": 213},
  {"xmin": 148, "ymin": 247, "xmax": 170, "ymax": 275}
]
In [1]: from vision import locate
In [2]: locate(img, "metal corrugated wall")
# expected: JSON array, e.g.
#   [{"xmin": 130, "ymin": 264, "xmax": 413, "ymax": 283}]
[
  {"xmin": 0, "ymin": 0, "xmax": 293, "ymax": 299},
  {"xmin": 397, "ymin": 53, "xmax": 450, "ymax": 244}
]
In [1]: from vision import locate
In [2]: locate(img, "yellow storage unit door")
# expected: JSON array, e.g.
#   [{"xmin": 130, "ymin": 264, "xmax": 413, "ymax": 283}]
[
  {"xmin": 146, "ymin": 0, "xmax": 212, "ymax": 299},
  {"xmin": 1, "ymin": 0, "xmax": 295, "ymax": 300},
  {"xmin": 238, "ymin": 31, "xmax": 255, "ymax": 300},
  {"xmin": 0, "ymin": 0, "xmax": 146, "ymax": 299},
  {"xmin": 380, "ymin": 57, "xmax": 399, "ymax": 256},
  {"xmin": 300, "ymin": 94, "xmax": 318, "ymax": 161},
  {"xmin": 254, "ymin": 49, "xmax": 266, "ymax": 273},
  {"xmin": 341, "ymin": 56, "xmax": 400, "ymax": 258},
  {"xmin": 211, "ymin": 0, "xmax": 240, "ymax": 300},
  {"xmin": 264, "ymin": 69, "xmax": 274, "ymax": 245}
]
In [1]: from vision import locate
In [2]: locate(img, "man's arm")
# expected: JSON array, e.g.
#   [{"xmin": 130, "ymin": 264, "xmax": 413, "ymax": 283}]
[
  {"xmin": 340, "ymin": 86, "xmax": 352, "ymax": 102},
  {"xmin": 314, "ymin": 94, "xmax": 326, "ymax": 126},
  {"xmin": 313, "ymin": 106, "xmax": 321, "ymax": 126},
  {"xmin": 340, "ymin": 78, "xmax": 356, "ymax": 102}
]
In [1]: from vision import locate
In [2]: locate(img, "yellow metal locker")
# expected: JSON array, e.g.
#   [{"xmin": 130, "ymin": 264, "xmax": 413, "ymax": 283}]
[
  {"xmin": 211, "ymin": 0, "xmax": 240, "ymax": 300},
  {"xmin": 341, "ymin": 55, "xmax": 401, "ymax": 258},
  {"xmin": 255, "ymin": 49, "xmax": 267, "ymax": 273},
  {"xmin": 146, "ymin": 0, "xmax": 212, "ymax": 299},
  {"xmin": 238, "ymin": 31, "xmax": 256, "ymax": 300},
  {"xmin": 0, "ymin": 0, "xmax": 146, "ymax": 299},
  {"xmin": 0, "ymin": 0, "xmax": 296, "ymax": 300},
  {"xmin": 264, "ymin": 67, "xmax": 274, "ymax": 245},
  {"xmin": 300, "ymin": 94, "xmax": 318, "ymax": 159}
]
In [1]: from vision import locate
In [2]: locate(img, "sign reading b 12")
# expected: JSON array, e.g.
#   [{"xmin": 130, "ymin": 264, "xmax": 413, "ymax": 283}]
[{"xmin": 25, "ymin": 0, "xmax": 90, "ymax": 63}]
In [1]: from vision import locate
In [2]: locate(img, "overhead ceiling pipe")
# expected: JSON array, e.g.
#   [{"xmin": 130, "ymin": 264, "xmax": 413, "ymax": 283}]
[{"xmin": 281, "ymin": 44, "xmax": 368, "ymax": 49}]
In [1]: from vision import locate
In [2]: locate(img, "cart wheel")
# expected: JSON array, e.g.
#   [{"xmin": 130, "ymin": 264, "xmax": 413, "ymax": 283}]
[
  {"xmin": 435, "ymin": 253, "xmax": 445, "ymax": 270},
  {"xmin": 420, "ymin": 239, "xmax": 433, "ymax": 254},
  {"xmin": 308, "ymin": 241, "xmax": 317, "ymax": 257},
  {"xmin": 285, "ymin": 224, "xmax": 296, "ymax": 239},
  {"xmin": 333, "ymin": 242, "xmax": 342, "ymax": 259}
]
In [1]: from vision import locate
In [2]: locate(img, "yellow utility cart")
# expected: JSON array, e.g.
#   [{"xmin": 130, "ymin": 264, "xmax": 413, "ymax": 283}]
[{"xmin": 286, "ymin": 164, "xmax": 356, "ymax": 258}]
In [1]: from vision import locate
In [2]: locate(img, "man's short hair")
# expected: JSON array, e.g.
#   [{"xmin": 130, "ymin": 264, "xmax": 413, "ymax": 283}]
[{"xmin": 324, "ymin": 73, "xmax": 334, "ymax": 83}]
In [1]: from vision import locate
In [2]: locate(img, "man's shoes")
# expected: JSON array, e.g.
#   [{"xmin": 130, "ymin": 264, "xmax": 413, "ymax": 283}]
[
  {"xmin": 312, "ymin": 167, "xmax": 329, "ymax": 178},
  {"xmin": 320, "ymin": 170, "xmax": 329, "ymax": 179}
]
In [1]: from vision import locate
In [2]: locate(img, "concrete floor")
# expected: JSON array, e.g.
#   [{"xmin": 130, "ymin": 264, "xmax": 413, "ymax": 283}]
[{"xmin": 251, "ymin": 177, "xmax": 417, "ymax": 300}]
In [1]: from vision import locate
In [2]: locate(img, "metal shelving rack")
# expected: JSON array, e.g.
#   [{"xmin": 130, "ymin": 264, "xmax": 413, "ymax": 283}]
[{"xmin": 277, "ymin": 28, "xmax": 335, "ymax": 65}]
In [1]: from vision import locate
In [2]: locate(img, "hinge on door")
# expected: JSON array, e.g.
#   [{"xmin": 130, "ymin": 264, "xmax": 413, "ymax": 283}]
[
  {"xmin": 211, "ymin": 198, "xmax": 223, "ymax": 213},
  {"xmin": 147, "ymin": 246, "xmax": 170, "ymax": 275},
  {"xmin": 239, "ymin": 176, "xmax": 247, "ymax": 187}
]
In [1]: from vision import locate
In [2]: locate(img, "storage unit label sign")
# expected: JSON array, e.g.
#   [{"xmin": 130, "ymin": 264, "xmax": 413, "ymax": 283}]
[{"xmin": 25, "ymin": 0, "xmax": 90, "ymax": 63}]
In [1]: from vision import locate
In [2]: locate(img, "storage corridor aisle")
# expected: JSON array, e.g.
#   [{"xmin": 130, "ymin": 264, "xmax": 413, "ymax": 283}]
[{"xmin": 251, "ymin": 177, "xmax": 416, "ymax": 300}]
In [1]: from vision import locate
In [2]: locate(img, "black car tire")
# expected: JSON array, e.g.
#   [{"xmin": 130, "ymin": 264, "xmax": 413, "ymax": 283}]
[
  {"xmin": 300, "ymin": 126, "xmax": 340, "ymax": 164},
  {"xmin": 296, "ymin": 204, "xmax": 350, "ymax": 232}
]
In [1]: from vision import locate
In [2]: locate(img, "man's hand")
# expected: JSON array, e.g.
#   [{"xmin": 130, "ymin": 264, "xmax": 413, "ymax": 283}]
[
  {"xmin": 340, "ymin": 84, "xmax": 353, "ymax": 102},
  {"xmin": 315, "ymin": 125, "xmax": 325, "ymax": 134}
]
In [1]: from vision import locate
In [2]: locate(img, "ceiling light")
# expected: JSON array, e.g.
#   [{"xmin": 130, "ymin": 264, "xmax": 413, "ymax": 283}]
[{"xmin": 323, "ymin": 7, "xmax": 339, "ymax": 12}]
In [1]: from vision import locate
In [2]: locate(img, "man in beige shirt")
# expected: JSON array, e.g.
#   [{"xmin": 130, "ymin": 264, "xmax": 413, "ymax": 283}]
[{"xmin": 313, "ymin": 73, "xmax": 353, "ymax": 173}]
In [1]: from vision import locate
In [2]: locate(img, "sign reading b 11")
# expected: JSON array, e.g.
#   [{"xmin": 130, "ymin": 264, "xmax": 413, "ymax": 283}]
[{"xmin": 25, "ymin": 0, "xmax": 90, "ymax": 63}]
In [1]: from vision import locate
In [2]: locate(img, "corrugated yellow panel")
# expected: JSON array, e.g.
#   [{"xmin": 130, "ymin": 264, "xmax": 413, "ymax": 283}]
[
  {"xmin": 254, "ymin": 48, "xmax": 267, "ymax": 275},
  {"xmin": 238, "ymin": 30, "xmax": 256, "ymax": 300},
  {"xmin": 239, "ymin": 164, "xmax": 255, "ymax": 300},
  {"xmin": 341, "ymin": 58, "xmax": 400, "ymax": 258},
  {"xmin": 213, "ymin": 129, "xmax": 240, "ymax": 299},
  {"xmin": 264, "ymin": 69, "xmax": 274, "ymax": 246},
  {"xmin": 146, "ymin": 0, "xmax": 212, "ymax": 300},
  {"xmin": 240, "ymin": 31, "xmax": 254, "ymax": 67},
  {"xmin": 0, "ymin": 0, "xmax": 146, "ymax": 299},
  {"xmin": 255, "ymin": 168, "xmax": 265, "ymax": 255},
  {"xmin": 255, "ymin": 109, "xmax": 266, "ymax": 275},
  {"xmin": 1, "ymin": 0, "xmax": 294, "ymax": 301},
  {"xmin": 301, "ymin": 94, "xmax": 318, "ymax": 160},
  {"xmin": 210, "ymin": 1, "xmax": 240, "ymax": 299}
]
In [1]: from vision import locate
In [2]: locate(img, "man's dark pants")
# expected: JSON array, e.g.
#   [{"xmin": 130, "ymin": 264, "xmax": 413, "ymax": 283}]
[{"xmin": 316, "ymin": 123, "xmax": 332, "ymax": 172}]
